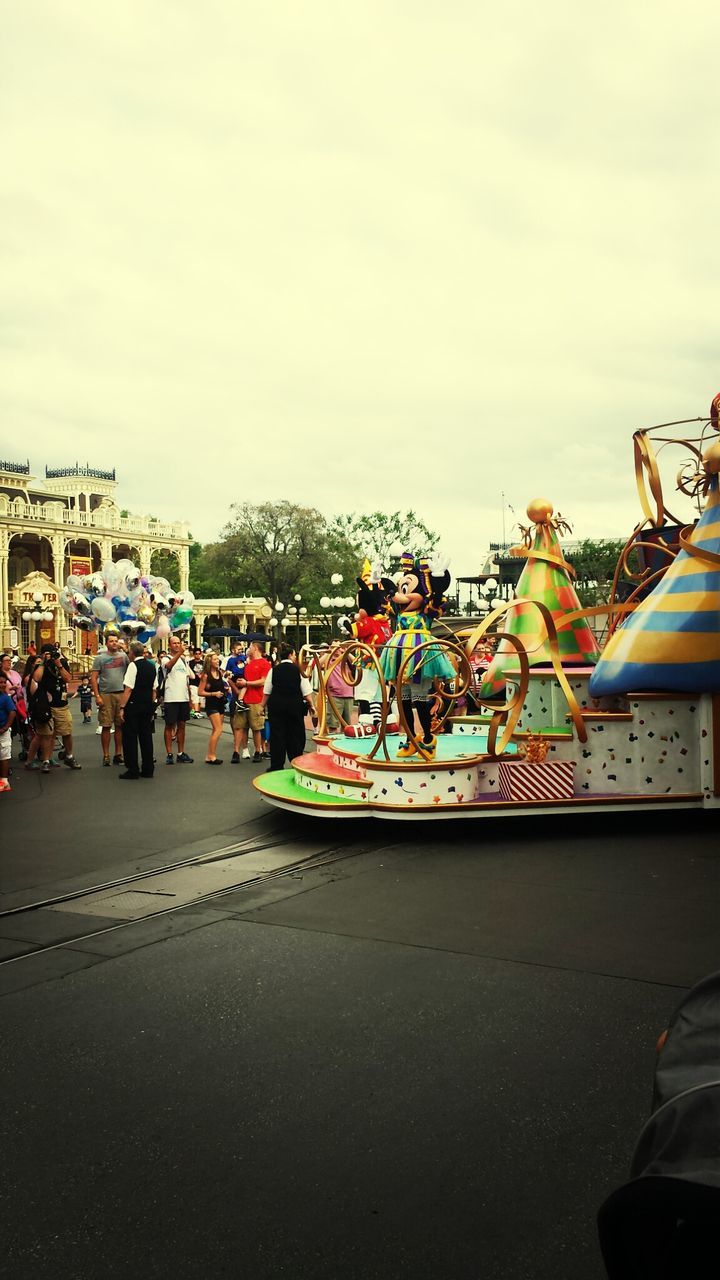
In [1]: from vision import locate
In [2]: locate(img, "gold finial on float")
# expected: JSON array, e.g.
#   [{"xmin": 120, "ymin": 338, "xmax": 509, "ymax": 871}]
[{"xmin": 526, "ymin": 497, "xmax": 554, "ymax": 525}]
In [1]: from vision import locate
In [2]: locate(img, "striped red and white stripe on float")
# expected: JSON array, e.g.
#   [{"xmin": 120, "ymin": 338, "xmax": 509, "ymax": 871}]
[{"xmin": 498, "ymin": 761, "xmax": 575, "ymax": 802}]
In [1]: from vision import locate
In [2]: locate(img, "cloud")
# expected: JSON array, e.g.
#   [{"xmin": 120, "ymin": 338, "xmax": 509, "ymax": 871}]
[{"xmin": 2, "ymin": 0, "xmax": 720, "ymax": 575}]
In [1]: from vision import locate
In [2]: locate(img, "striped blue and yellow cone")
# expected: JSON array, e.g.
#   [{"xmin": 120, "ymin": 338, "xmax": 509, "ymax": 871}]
[{"xmin": 589, "ymin": 480, "xmax": 720, "ymax": 696}]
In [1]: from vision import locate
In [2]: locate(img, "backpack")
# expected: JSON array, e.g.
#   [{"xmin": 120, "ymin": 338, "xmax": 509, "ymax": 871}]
[
  {"xmin": 598, "ymin": 969, "xmax": 720, "ymax": 1277},
  {"xmin": 28, "ymin": 683, "xmax": 53, "ymax": 726},
  {"xmin": 155, "ymin": 662, "xmax": 166, "ymax": 704}
]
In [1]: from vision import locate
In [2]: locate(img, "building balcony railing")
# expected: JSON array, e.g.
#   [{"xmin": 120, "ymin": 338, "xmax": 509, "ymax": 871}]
[
  {"xmin": 0, "ymin": 459, "xmax": 30, "ymax": 475},
  {"xmin": 46, "ymin": 464, "xmax": 116, "ymax": 482},
  {"xmin": 0, "ymin": 495, "xmax": 188, "ymax": 541}
]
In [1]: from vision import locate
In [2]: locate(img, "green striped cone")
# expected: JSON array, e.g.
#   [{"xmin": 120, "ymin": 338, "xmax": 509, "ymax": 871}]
[{"xmin": 479, "ymin": 515, "xmax": 600, "ymax": 697}]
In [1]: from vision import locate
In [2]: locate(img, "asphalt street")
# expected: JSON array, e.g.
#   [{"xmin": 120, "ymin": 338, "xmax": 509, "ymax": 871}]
[
  {"xmin": 1, "ymin": 718, "xmax": 281, "ymax": 906},
  {"xmin": 2, "ymin": 719, "xmax": 719, "ymax": 1278}
]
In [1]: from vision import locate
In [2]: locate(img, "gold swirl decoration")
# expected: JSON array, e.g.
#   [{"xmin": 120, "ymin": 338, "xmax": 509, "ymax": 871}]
[
  {"xmin": 632, "ymin": 418, "xmax": 710, "ymax": 529},
  {"xmin": 309, "ymin": 598, "xmax": 608, "ymax": 765},
  {"xmin": 676, "ymin": 443, "xmax": 710, "ymax": 502},
  {"xmin": 605, "ymin": 425, "xmax": 720, "ymax": 636},
  {"xmin": 321, "ymin": 643, "xmax": 360, "ymax": 738},
  {"xmin": 306, "ymin": 639, "xmax": 392, "ymax": 761},
  {"xmin": 677, "ymin": 526, "xmax": 720, "ymax": 568},
  {"xmin": 461, "ymin": 599, "xmax": 588, "ymax": 752},
  {"xmin": 393, "ymin": 637, "xmax": 473, "ymax": 760},
  {"xmin": 633, "ymin": 430, "xmax": 667, "ymax": 528}
]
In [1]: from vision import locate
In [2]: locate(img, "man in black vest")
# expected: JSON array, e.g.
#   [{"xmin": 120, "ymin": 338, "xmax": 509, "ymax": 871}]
[
  {"xmin": 117, "ymin": 641, "xmax": 157, "ymax": 779},
  {"xmin": 260, "ymin": 642, "xmax": 316, "ymax": 772}
]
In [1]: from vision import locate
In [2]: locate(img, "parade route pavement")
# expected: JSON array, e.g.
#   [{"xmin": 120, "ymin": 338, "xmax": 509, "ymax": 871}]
[
  {"xmin": 2, "ymin": 723, "xmax": 719, "ymax": 1278},
  {"xmin": 1, "ymin": 719, "xmax": 296, "ymax": 906}
]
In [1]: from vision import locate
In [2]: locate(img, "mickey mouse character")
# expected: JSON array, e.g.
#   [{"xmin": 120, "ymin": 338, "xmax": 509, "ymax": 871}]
[
  {"xmin": 379, "ymin": 552, "xmax": 454, "ymax": 760},
  {"xmin": 338, "ymin": 561, "xmax": 396, "ymax": 725}
]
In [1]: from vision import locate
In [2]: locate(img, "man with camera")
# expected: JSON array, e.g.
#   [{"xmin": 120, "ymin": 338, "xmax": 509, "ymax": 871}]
[
  {"xmin": 161, "ymin": 635, "xmax": 194, "ymax": 764},
  {"xmin": 30, "ymin": 643, "xmax": 82, "ymax": 773}
]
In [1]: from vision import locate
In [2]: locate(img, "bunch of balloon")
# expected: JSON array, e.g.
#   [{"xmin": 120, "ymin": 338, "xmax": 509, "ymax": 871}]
[{"xmin": 59, "ymin": 558, "xmax": 195, "ymax": 644}]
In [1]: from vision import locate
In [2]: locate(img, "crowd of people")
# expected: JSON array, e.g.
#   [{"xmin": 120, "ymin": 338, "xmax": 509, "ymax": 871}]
[
  {"xmin": 0, "ymin": 631, "xmax": 495, "ymax": 793},
  {"xmin": 0, "ymin": 634, "xmax": 323, "ymax": 790}
]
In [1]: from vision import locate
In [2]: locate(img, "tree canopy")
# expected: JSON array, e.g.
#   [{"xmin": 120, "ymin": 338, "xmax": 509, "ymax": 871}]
[
  {"xmin": 565, "ymin": 538, "xmax": 638, "ymax": 606},
  {"xmin": 329, "ymin": 510, "xmax": 440, "ymax": 567},
  {"xmin": 188, "ymin": 503, "xmax": 444, "ymax": 608},
  {"xmin": 189, "ymin": 502, "xmax": 358, "ymax": 609}
]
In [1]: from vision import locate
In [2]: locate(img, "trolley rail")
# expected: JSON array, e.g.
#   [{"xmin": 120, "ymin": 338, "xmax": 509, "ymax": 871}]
[{"xmin": 0, "ymin": 836, "xmax": 360, "ymax": 968}]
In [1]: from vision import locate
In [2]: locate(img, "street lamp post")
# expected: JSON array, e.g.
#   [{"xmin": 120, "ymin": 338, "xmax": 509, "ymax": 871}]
[
  {"xmin": 21, "ymin": 591, "xmax": 54, "ymax": 651},
  {"xmin": 268, "ymin": 600, "xmax": 285, "ymax": 652},
  {"xmin": 290, "ymin": 593, "xmax": 307, "ymax": 651},
  {"xmin": 478, "ymin": 577, "xmax": 500, "ymax": 621},
  {"xmin": 319, "ymin": 575, "xmax": 355, "ymax": 640}
]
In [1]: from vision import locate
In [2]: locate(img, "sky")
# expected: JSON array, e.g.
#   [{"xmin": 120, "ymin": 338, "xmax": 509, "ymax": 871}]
[{"xmin": 3, "ymin": 1, "xmax": 720, "ymax": 577}]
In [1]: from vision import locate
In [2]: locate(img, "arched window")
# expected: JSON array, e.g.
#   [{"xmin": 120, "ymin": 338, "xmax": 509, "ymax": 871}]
[{"xmin": 9, "ymin": 554, "xmax": 34, "ymax": 587}]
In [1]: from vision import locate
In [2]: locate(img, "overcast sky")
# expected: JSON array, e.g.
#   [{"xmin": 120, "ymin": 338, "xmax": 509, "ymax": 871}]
[{"xmin": 3, "ymin": 2, "xmax": 720, "ymax": 575}]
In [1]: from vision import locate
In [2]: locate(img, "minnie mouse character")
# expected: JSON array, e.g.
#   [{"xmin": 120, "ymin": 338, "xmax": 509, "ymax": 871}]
[{"xmin": 379, "ymin": 552, "xmax": 454, "ymax": 760}]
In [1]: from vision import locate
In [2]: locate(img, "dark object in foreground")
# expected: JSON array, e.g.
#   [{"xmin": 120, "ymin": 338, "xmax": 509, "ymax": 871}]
[{"xmin": 598, "ymin": 971, "xmax": 720, "ymax": 1278}]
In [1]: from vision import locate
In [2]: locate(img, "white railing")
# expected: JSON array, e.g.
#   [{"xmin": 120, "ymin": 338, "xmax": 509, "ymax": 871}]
[{"xmin": 0, "ymin": 496, "xmax": 188, "ymax": 541}]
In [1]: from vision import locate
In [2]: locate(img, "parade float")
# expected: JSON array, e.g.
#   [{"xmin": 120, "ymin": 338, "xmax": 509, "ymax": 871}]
[{"xmin": 254, "ymin": 401, "xmax": 720, "ymax": 820}]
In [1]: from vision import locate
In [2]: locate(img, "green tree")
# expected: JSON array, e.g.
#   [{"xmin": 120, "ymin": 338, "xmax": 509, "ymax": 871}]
[
  {"xmin": 565, "ymin": 539, "xmax": 639, "ymax": 606},
  {"xmin": 149, "ymin": 548, "xmax": 180, "ymax": 592},
  {"xmin": 188, "ymin": 538, "xmax": 243, "ymax": 598},
  {"xmin": 218, "ymin": 501, "xmax": 358, "ymax": 611},
  {"xmin": 329, "ymin": 510, "xmax": 440, "ymax": 568}
]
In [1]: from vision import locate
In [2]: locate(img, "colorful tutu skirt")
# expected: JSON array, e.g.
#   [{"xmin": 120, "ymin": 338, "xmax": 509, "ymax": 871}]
[{"xmin": 379, "ymin": 614, "xmax": 455, "ymax": 686}]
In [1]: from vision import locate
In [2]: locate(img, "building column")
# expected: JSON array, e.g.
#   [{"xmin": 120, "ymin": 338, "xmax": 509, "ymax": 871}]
[
  {"xmin": 179, "ymin": 544, "xmax": 190, "ymax": 593},
  {"xmin": 51, "ymin": 533, "xmax": 66, "ymax": 588},
  {"xmin": 139, "ymin": 543, "xmax": 152, "ymax": 578},
  {"xmin": 194, "ymin": 606, "xmax": 207, "ymax": 645},
  {"xmin": 0, "ymin": 546, "xmax": 9, "ymax": 635}
]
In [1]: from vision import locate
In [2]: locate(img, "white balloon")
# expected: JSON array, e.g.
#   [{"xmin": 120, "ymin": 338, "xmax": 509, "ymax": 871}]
[
  {"xmin": 102, "ymin": 561, "xmax": 122, "ymax": 594},
  {"xmin": 92, "ymin": 597, "xmax": 116, "ymax": 622}
]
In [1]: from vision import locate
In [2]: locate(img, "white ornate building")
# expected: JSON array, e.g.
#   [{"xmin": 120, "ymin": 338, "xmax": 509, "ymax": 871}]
[{"xmin": 0, "ymin": 459, "xmax": 191, "ymax": 652}]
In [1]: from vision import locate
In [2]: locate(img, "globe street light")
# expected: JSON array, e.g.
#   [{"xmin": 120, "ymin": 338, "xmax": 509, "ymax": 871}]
[
  {"xmin": 479, "ymin": 577, "xmax": 499, "ymax": 608},
  {"xmin": 22, "ymin": 592, "xmax": 54, "ymax": 647},
  {"xmin": 321, "ymin": 575, "xmax": 356, "ymax": 639},
  {"xmin": 290, "ymin": 593, "xmax": 307, "ymax": 650}
]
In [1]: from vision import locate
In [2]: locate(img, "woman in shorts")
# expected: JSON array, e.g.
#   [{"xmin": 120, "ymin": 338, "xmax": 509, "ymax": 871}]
[{"xmin": 197, "ymin": 653, "xmax": 228, "ymax": 765}]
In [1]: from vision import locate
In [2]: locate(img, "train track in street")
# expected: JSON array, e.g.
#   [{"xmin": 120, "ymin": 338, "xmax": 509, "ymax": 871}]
[{"xmin": 0, "ymin": 832, "xmax": 361, "ymax": 968}]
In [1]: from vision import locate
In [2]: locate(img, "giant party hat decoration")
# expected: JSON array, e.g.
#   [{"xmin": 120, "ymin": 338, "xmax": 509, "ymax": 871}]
[
  {"xmin": 589, "ymin": 442, "xmax": 720, "ymax": 696},
  {"xmin": 478, "ymin": 499, "xmax": 601, "ymax": 697}
]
